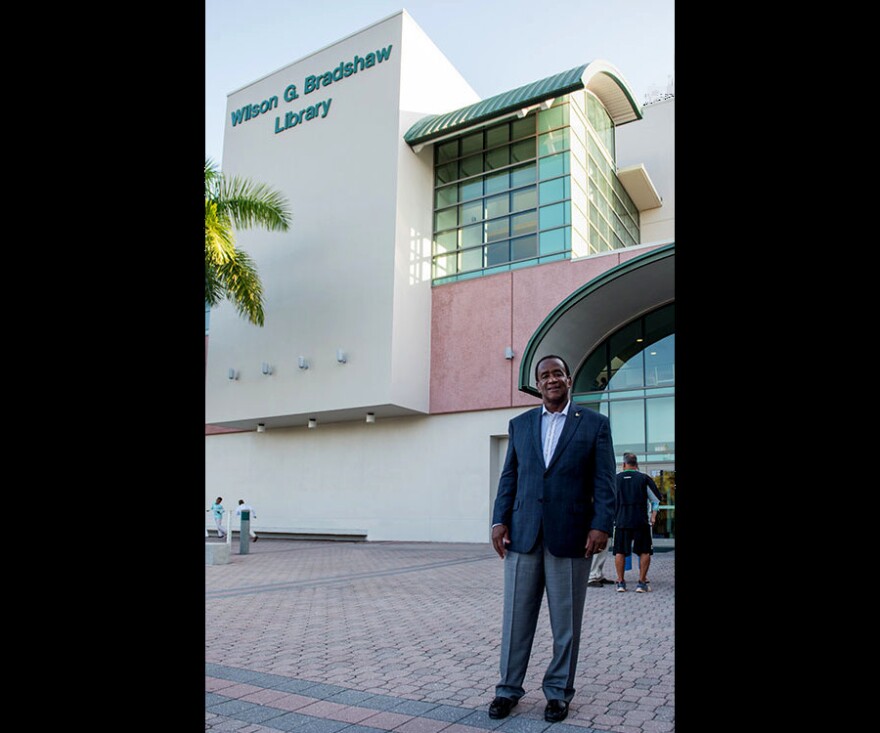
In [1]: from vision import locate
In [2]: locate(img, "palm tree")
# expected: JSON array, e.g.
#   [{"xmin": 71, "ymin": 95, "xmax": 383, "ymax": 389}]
[{"xmin": 205, "ymin": 158, "xmax": 292, "ymax": 326}]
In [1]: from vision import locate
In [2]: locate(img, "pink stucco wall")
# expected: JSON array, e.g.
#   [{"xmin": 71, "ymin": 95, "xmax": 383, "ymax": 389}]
[
  {"xmin": 429, "ymin": 246, "xmax": 663, "ymax": 414},
  {"xmin": 206, "ymin": 245, "xmax": 665, "ymax": 429}
]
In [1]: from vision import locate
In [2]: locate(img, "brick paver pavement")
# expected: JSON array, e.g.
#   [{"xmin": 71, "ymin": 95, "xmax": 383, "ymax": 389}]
[{"xmin": 206, "ymin": 540, "xmax": 674, "ymax": 733}]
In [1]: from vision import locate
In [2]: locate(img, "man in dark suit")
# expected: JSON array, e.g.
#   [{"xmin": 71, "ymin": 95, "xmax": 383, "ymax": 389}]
[{"xmin": 488, "ymin": 355, "xmax": 616, "ymax": 723}]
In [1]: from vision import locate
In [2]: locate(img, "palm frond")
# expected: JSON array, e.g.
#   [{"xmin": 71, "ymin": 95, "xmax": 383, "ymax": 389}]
[{"xmin": 204, "ymin": 158, "xmax": 292, "ymax": 327}]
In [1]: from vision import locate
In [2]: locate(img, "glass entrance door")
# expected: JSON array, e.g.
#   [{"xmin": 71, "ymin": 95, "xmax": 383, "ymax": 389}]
[{"xmin": 646, "ymin": 465, "xmax": 675, "ymax": 539}]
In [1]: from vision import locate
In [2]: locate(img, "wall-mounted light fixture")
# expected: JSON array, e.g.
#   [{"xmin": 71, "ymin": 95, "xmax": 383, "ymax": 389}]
[
  {"xmin": 256, "ymin": 423, "xmax": 266, "ymax": 433},
  {"xmin": 504, "ymin": 347, "xmax": 515, "ymax": 360},
  {"xmin": 298, "ymin": 356, "xmax": 309, "ymax": 370},
  {"xmin": 307, "ymin": 418, "xmax": 317, "ymax": 429},
  {"xmin": 336, "ymin": 349, "xmax": 347, "ymax": 364},
  {"xmin": 261, "ymin": 362, "xmax": 272, "ymax": 375},
  {"xmin": 366, "ymin": 412, "xmax": 376, "ymax": 424},
  {"xmin": 227, "ymin": 368, "xmax": 238, "ymax": 380}
]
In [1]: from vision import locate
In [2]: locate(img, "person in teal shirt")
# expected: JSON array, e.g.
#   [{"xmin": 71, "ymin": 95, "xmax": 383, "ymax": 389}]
[{"xmin": 208, "ymin": 497, "xmax": 226, "ymax": 538}]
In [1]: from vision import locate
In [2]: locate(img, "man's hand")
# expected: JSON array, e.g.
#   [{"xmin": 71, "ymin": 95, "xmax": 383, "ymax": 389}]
[
  {"xmin": 584, "ymin": 529, "xmax": 609, "ymax": 558},
  {"xmin": 492, "ymin": 524, "xmax": 511, "ymax": 558}
]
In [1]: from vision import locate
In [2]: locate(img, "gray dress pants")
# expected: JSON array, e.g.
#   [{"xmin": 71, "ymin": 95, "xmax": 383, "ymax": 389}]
[{"xmin": 496, "ymin": 540, "xmax": 590, "ymax": 702}]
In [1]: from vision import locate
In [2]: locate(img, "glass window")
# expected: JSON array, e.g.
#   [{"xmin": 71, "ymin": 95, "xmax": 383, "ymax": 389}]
[
  {"xmin": 570, "ymin": 305, "xmax": 675, "ymax": 479},
  {"xmin": 539, "ymin": 128, "xmax": 569, "ymax": 156},
  {"xmin": 486, "ymin": 124, "xmax": 510, "ymax": 148},
  {"xmin": 589, "ymin": 224, "xmax": 600, "ymax": 251},
  {"xmin": 485, "ymin": 147, "xmax": 509, "ymax": 170},
  {"xmin": 539, "ymin": 177, "xmax": 568, "ymax": 204},
  {"xmin": 587, "ymin": 93, "xmax": 614, "ymax": 161},
  {"xmin": 460, "ymin": 246, "xmax": 482, "ymax": 272},
  {"xmin": 539, "ymin": 227, "xmax": 567, "ymax": 255},
  {"xmin": 435, "ymin": 162, "xmax": 457, "ymax": 186},
  {"xmin": 460, "ymin": 200, "xmax": 483, "ymax": 225},
  {"xmin": 434, "ymin": 208, "xmax": 457, "ymax": 231},
  {"xmin": 511, "ymin": 115, "xmax": 535, "ymax": 140},
  {"xmin": 436, "ymin": 140, "xmax": 458, "ymax": 164},
  {"xmin": 486, "ymin": 240, "xmax": 510, "ymax": 267},
  {"xmin": 645, "ymin": 335, "xmax": 674, "ymax": 386},
  {"xmin": 460, "ymin": 178, "xmax": 483, "ymax": 201},
  {"xmin": 461, "ymin": 132, "xmax": 483, "ymax": 156},
  {"xmin": 486, "ymin": 193, "xmax": 510, "ymax": 219},
  {"xmin": 609, "ymin": 399, "xmax": 646, "ymax": 455},
  {"xmin": 510, "ymin": 163, "xmax": 536, "ymax": 188},
  {"xmin": 539, "ymin": 202, "xmax": 568, "ymax": 230},
  {"xmin": 460, "ymin": 224, "xmax": 482, "ymax": 248},
  {"xmin": 646, "ymin": 397, "xmax": 674, "ymax": 455},
  {"xmin": 430, "ymin": 96, "xmax": 642, "ymax": 283},
  {"xmin": 485, "ymin": 170, "xmax": 508, "ymax": 195},
  {"xmin": 435, "ymin": 185, "xmax": 457, "ymax": 208},
  {"xmin": 539, "ymin": 153, "xmax": 568, "ymax": 180},
  {"xmin": 609, "ymin": 318, "xmax": 645, "ymax": 390},
  {"xmin": 434, "ymin": 230, "xmax": 457, "ymax": 254},
  {"xmin": 538, "ymin": 103, "xmax": 568, "ymax": 132},
  {"xmin": 511, "ymin": 186, "xmax": 537, "ymax": 212},
  {"xmin": 511, "ymin": 234, "xmax": 538, "ymax": 261},
  {"xmin": 459, "ymin": 154, "xmax": 483, "ymax": 178},
  {"xmin": 486, "ymin": 218, "xmax": 509, "ymax": 242},
  {"xmin": 573, "ymin": 345, "xmax": 609, "ymax": 393},
  {"xmin": 433, "ymin": 251, "xmax": 458, "ymax": 276},
  {"xmin": 511, "ymin": 210, "xmax": 537, "ymax": 237},
  {"xmin": 511, "ymin": 139, "xmax": 534, "ymax": 163}
]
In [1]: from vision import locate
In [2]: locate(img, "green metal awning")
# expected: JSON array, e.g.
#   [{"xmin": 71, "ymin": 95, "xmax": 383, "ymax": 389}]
[
  {"xmin": 404, "ymin": 61, "xmax": 642, "ymax": 148},
  {"xmin": 518, "ymin": 242, "xmax": 675, "ymax": 397}
]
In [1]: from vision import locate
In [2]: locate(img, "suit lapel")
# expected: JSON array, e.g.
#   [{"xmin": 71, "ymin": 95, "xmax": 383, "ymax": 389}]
[{"xmin": 530, "ymin": 408, "xmax": 544, "ymax": 463}]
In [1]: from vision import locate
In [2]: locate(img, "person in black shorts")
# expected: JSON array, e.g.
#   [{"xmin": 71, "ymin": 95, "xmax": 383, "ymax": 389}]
[{"xmin": 612, "ymin": 453, "xmax": 661, "ymax": 593}]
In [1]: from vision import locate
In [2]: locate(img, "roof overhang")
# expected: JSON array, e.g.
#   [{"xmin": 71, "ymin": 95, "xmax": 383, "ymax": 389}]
[
  {"xmin": 518, "ymin": 242, "xmax": 675, "ymax": 396},
  {"xmin": 404, "ymin": 60, "xmax": 642, "ymax": 149},
  {"xmin": 617, "ymin": 164, "xmax": 663, "ymax": 211}
]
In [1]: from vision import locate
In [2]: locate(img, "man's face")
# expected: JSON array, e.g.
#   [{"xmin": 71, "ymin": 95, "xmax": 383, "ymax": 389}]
[{"xmin": 536, "ymin": 358, "xmax": 572, "ymax": 406}]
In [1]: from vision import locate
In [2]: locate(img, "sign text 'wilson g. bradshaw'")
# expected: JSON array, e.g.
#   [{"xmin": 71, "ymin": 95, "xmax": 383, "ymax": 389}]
[{"xmin": 229, "ymin": 44, "xmax": 393, "ymax": 137}]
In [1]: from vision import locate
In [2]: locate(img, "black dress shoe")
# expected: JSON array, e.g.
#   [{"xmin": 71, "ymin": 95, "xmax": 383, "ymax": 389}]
[
  {"xmin": 488, "ymin": 696, "xmax": 517, "ymax": 719},
  {"xmin": 586, "ymin": 579, "xmax": 604, "ymax": 587},
  {"xmin": 544, "ymin": 699, "xmax": 569, "ymax": 723}
]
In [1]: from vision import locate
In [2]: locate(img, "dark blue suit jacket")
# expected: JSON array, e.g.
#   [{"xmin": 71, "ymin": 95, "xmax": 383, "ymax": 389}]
[{"xmin": 491, "ymin": 404, "xmax": 616, "ymax": 558}]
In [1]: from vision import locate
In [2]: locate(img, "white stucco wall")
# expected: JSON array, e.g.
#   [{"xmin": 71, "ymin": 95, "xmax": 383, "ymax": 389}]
[
  {"xmin": 616, "ymin": 98, "xmax": 675, "ymax": 245},
  {"xmin": 205, "ymin": 408, "xmax": 524, "ymax": 542},
  {"xmin": 205, "ymin": 11, "xmax": 478, "ymax": 429}
]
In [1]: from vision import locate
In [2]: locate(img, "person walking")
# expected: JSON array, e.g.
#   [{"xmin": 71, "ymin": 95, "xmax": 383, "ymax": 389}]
[
  {"xmin": 236, "ymin": 499, "xmax": 259, "ymax": 542},
  {"xmin": 612, "ymin": 453, "xmax": 661, "ymax": 593},
  {"xmin": 208, "ymin": 497, "xmax": 226, "ymax": 539},
  {"xmin": 488, "ymin": 355, "xmax": 616, "ymax": 723},
  {"xmin": 586, "ymin": 545, "xmax": 615, "ymax": 587}
]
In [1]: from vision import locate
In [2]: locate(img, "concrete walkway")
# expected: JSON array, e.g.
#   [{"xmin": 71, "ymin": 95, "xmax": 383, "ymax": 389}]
[{"xmin": 206, "ymin": 540, "xmax": 674, "ymax": 733}]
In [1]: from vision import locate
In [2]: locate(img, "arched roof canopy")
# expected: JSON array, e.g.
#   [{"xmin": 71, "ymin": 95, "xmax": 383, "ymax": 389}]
[
  {"xmin": 519, "ymin": 243, "xmax": 675, "ymax": 396},
  {"xmin": 404, "ymin": 60, "xmax": 642, "ymax": 148}
]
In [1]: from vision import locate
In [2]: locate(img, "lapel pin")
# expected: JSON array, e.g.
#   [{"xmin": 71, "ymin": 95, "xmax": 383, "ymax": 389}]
[{"xmin": 575, "ymin": 412, "xmax": 581, "ymax": 417}]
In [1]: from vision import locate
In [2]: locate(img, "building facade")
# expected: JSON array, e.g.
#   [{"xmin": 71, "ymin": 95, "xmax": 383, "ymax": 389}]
[{"xmin": 205, "ymin": 10, "xmax": 675, "ymax": 544}]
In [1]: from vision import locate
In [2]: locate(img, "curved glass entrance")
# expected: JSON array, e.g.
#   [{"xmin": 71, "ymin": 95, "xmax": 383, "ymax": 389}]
[{"xmin": 571, "ymin": 302, "xmax": 675, "ymax": 539}]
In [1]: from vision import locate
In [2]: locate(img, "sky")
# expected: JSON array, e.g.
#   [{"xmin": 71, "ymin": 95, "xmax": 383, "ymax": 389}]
[{"xmin": 205, "ymin": 0, "xmax": 674, "ymax": 167}]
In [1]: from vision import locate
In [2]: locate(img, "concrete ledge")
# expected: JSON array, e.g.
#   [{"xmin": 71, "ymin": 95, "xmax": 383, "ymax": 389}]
[
  {"xmin": 241, "ymin": 529, "xmax": 367, "ymax": 542},
  {"xmin": 206, "ymin": 542, "xmax": 231, "ymax": 565}
]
